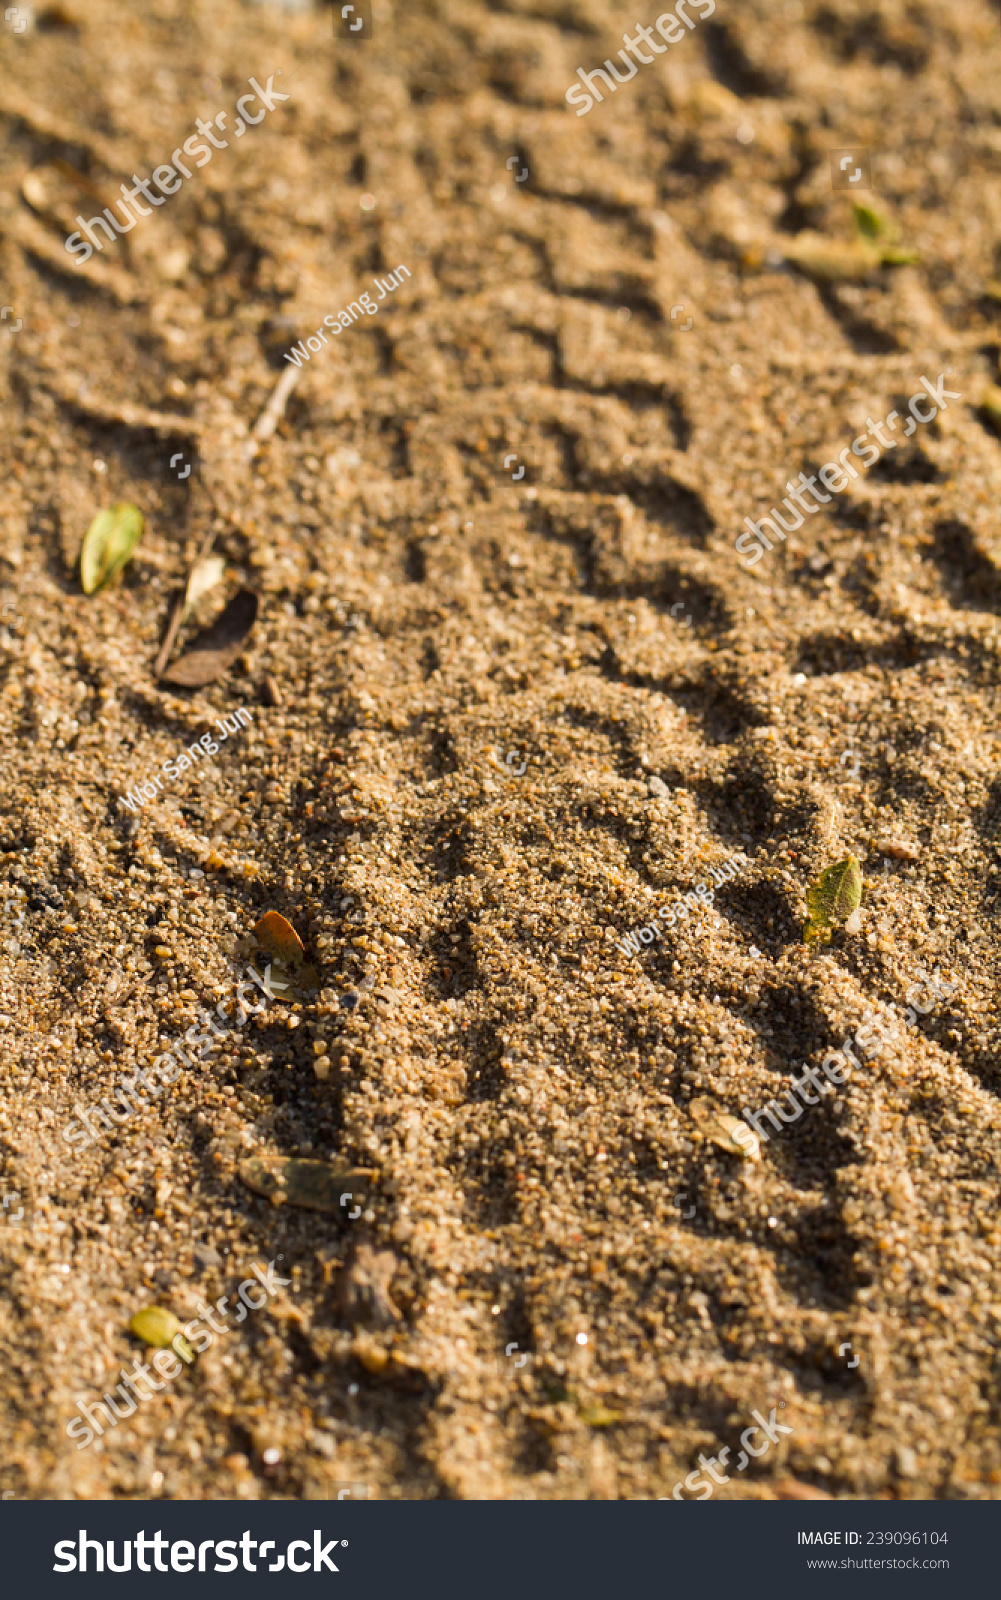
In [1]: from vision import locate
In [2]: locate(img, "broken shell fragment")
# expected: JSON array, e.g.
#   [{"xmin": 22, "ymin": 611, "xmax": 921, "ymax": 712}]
[
  {"xmin": 876, "ymin": 840, "xmax": 919, "ymax": 861},
  {"xmin": 689, "ymin": 1096, "xmax": 760, "ymax": 1162}
]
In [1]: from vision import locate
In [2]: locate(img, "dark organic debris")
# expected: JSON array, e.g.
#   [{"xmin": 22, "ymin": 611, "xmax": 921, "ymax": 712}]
[
  {"xmin": 191, "ymin": 1242, "xmax": 223, "ymax": 1273},
  {"xmin": 238, "ymin": 1154, "xmax": 377, "ymax": 1212},
  {"xmin": 160, "ymin": 588, "xmax": 259, "ymax": 686},
  {"xmin": 336, "ymin": 1242, "xmax": 402, "ymax": 1327}
]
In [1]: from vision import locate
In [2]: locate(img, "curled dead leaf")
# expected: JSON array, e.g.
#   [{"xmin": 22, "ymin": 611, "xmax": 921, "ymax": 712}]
[
  {"xmin": 160, "ymin": 588, "xmax": 258, "ymax": 686},
  {"xmin": 252, "ymin": 910, "xmax": 320, "ymax": 996},
  {"xmin": 253, "ymin": 910, "xmax": 305, "ymax": 965}
]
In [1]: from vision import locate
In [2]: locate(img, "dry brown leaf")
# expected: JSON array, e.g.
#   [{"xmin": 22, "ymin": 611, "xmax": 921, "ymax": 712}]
[
  {"xmin": 253, "ymin": 911, "xmax": 305, "ymax": 965},
  {"xmin": 252, "ymin": 911, "xmax": 320, "ymax": 994},
  {"xmin": 160, "ymin": 588, "xmax": 258, "ymax": 686}
]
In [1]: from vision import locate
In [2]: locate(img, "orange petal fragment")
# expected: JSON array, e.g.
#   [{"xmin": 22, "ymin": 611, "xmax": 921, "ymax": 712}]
[{"xmin": 253, "ymin": 910, "xmax": 305, "ymax": 965}]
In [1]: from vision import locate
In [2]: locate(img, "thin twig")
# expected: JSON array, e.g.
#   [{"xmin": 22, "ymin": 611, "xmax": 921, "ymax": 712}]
[
  {"xmin": 244, "ymin": 363, "xmax": 302, "ymax": 459},
  {"xmin": 153, "ymin": 500, "xmax": 222, "ymax": 680},
  {"xmin": 153, "ymin": 363, "xmax": 299, "ymax": 678}
]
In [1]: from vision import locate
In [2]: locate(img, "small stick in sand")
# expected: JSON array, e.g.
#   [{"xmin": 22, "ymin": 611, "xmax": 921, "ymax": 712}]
[
  {"xmin": 154, "ymin": 364, "xmax": 300, "ymax": 677},
  {"xmin": 153, "ymin": 521, "xmax": 219, "ymax": 680},
  {"xmin": 243, "ymin": 363, "xmax": 302, "ymax": 460}
]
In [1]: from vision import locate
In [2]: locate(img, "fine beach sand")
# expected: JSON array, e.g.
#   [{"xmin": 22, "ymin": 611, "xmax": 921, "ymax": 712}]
[{"xmin": 0, "ymin": 0, "xmax": 999, "ymax": 1500}]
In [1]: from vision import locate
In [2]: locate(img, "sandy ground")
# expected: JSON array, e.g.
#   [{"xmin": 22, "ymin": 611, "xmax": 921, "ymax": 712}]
[{"xmin": 0, "ymin": 0, "xmax": 999, "ymax": 1501}]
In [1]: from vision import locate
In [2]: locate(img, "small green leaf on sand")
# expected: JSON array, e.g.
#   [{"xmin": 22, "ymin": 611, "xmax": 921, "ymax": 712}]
[
  {"xmin": 579, "ymin": 1405, "xmax": 622, "ymax": 1427},
  {"xmin": 853, "ymin": 201, "xmax": 891, "ymax": 241},
  {"xmin": 803, "ymin": 854, "xmax": 862, "ymax": 945},
  {"xmin": 238, "ymin": 1154, "xmax": 377, "ymax": 1212},
  {"xmin": 783, "ymin": 212, "xmax": 917, "ymax": 282},
  {"xmin": 878, "ymin": 244, "xmax": 920, "ymax": 266},
  {"xmin": 129, "ymin": 1306, "xmax": 195, "ymax": 1364},
  {"xmin": 850, "ymin": 202, "xmax": 918, "ymax": 262},
  {"xmin": 80, "ymin": 504, "xmax": 144, "ymax": 594}
]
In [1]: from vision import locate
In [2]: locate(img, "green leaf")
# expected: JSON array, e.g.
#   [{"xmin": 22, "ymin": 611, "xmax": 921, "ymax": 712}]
[
  {"xmin": 803, "ymin": 855, "xmax": 863, "ymax": 945},
  {"xmin": 578, "ymin": 1405, "xmax": 622, "ymax": 1427},
  {"xmin": 853, "ymin": 202, "xmax": 889, "ymax": 241},
  {"xmin": 80, "ymin": 503, "xmax": 144, "ymax": 594},
  {"xmin": 851, "ymin": 204, "xmax": 918, "ymax": 265},
  {"xmin": 129, "ymin": 1305, "xmax": 195, "ymax": 1364}
]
